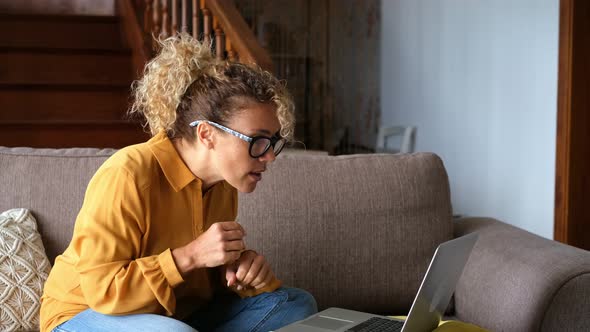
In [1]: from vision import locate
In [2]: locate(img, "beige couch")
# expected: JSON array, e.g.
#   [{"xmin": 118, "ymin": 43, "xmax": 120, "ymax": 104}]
[{"xmin": 0, "ymin": 146, "xmax": 589, "ymax": 332}]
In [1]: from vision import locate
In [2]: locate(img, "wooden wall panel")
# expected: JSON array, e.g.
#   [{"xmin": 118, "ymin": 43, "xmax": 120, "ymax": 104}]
[
  {"xmin": 307, "ymin": 0, "xmax": 330, "ymax": 150},
  {"xmin": 234, "ymin": 0, "xmax": 380, "ymax": 153},
  {"xmin": 328, "ymin": 0, "xmax": 380, "ymax": 154}
]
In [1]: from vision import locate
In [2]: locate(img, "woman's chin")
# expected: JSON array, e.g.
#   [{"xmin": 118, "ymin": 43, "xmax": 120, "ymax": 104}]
[{"xmin": 231, "ymin": 179, "xmax": 258, "ymax": 193}]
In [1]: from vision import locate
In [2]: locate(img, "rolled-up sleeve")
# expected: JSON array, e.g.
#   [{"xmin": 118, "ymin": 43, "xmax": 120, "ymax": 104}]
[{"xmin": 73, "ymin": 166, "xmax": 184, "ymax": 316}]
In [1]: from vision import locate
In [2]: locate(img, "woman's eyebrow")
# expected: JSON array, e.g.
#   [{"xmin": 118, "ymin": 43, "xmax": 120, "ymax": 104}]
[{"xmin": 253, "ymin": 129, "xmax": 278, "ymax": 136}]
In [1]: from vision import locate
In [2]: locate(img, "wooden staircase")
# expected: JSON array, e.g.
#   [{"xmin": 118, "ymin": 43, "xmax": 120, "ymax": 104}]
[
  {"xmin": 0, "ymin": 0, "xmax": 274, "ymax": 148},
  {"xmin": 0, "ymin": 13, "xmax": 149, "ymax": 148}
]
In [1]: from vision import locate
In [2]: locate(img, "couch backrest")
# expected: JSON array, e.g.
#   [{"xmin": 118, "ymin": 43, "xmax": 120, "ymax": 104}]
[
  {"xmin": 0, "ymin": 147, "xmax": 113, "ymax": 263},
  {"xmin": 0, "ymin": 147, "xmax": 453, "ymax": 314},
  {"xmin": 237, "ymin": 153, "xmax": 454, "ymax": 314}
]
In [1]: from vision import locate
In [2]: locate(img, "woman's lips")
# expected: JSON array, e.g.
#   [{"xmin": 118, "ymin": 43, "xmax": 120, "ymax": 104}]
[{"xmin": 249, "ymin": 172, "xmax": 262, "ymax": 181}]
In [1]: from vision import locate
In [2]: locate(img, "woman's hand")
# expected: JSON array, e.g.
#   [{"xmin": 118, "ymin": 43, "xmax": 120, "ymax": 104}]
[
  {"xmin": 172, "ymin": 221, "xmax": 246, "ymax": 275},
  {"xmin": 225, "ymin": 250, "xmax": 275, "ymax": 291}
]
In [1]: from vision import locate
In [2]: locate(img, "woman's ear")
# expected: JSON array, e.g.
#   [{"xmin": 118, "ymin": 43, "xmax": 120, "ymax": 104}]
[{"xmin": 196, "ymin": 123, "xmax": 215, "ymax": 149}]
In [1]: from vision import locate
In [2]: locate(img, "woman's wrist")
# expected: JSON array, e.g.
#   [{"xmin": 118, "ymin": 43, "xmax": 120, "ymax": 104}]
[{"xmin": 171, "ymin": 246, "xmax": 196, "ymax": 275}]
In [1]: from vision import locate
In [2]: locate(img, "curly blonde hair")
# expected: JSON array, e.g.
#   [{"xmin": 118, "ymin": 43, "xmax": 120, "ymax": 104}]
[{"xmin": 129, "ymin": 33, "xmax": 295, "ymax": 141}]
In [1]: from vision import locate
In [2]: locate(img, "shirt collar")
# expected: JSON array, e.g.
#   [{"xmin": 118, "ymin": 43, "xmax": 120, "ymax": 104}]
[
  {"xmin": 148, "ymin": 131, "xmax": 197, "ymax": 192},
  {"xmin": 147, "ymin": 131, "xmax": 233, "ymax": 193}
]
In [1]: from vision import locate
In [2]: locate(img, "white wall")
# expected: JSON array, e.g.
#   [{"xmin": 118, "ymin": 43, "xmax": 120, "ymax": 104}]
[{"xmin": 380, "ymin": 0, "xmax": 559, "ymax": 238}]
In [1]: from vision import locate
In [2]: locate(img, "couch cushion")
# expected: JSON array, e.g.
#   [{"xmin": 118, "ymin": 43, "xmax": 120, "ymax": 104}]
[
  {"xmin": 0, "ymin": 208, "xmax": 51, "ymax": 331},
  {"xmin": 238, "ymin": 152, "xmax": 454, "ymax": 315},
  {"xmin": 0, "ymin": 147, "xmax": 114, "ymax": 264}
]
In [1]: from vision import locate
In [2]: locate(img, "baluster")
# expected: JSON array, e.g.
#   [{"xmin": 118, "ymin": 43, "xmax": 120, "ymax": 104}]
[
  {"xmin": 144, "ymin": 0, "xmax": 153, "ymax": 36},
  {"xmin": 143, "ymin": 0, "xmax": 153, "ymax": 52},
  {"xmin": 143, "ymin": 0, "xmax": 152, "ymax": 32},
  {"xmin": 152, "ymin": 0, "xmax": 161, "ymax": 37},
  {"xmin": 181, "ymin": 0, "xmax": 187, "ymax": 32},
  {"xmin": 171, "ymin": 0, "xmax": 178, "ymax": 34},
  {"xmin": 214, "ymin": 18, "xmax": 224, "ymax": 60},
  {"xmin": 192, "ymin": 0, "xmax": 199, "ymax": 38},
  {"xmin": 161, "ymin": 0, "xmax": 169, "ymax": 37},
  {"xmin": 202, "ymin": 7, "xmax": 212, "ymax": 46},
  {"xmin": 226, "ymin": 38, "xmax": 237, "ymax": 62}
]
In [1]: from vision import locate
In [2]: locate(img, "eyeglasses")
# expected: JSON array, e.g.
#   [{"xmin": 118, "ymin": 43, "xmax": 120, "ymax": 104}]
[{"xmin": 189, "ymin": 120, "xmax": 286, "ymax": 158}]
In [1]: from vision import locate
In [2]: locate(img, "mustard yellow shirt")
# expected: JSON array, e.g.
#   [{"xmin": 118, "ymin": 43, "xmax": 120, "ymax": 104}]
[{"xmin": 40, "ymin": 131, "xmax": 281, "ymax": 332}]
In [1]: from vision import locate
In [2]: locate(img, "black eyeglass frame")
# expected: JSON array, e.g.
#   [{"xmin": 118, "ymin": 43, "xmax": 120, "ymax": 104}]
[{"xmin": 189, "ymin": 120, "xmax": 286, "ymax": 158}]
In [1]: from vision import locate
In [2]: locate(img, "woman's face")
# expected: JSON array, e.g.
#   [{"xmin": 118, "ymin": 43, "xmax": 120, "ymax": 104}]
[{"xmin": 213, "ymin": 102, "xmax": 282, "ymax": 193}]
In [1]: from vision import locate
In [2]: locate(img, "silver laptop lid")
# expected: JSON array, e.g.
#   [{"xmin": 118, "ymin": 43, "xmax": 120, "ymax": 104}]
[{"xmin": 401, "ymin": 232, "xmax": 478, "ymax": 332}]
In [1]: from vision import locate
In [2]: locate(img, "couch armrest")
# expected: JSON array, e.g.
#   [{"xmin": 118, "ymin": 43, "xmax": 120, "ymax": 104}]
[{"xmin": 453, "ymin": 217, "xmax": 590, "ymax": 332}]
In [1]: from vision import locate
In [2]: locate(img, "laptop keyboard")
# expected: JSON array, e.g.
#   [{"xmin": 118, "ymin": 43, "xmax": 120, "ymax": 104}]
[{"xmin": 345, "ymin": 317, "xmax": 404, "ymax": 332}]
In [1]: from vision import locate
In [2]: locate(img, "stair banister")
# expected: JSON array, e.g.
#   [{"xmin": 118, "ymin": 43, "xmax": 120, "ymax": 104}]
[
  {"xmin": 119, "ymin": 0, "xmax": 273, "ymax": 75},
  {"xmin": 204, "ymin": 0, "xmax": 272, "ymax": 71}
]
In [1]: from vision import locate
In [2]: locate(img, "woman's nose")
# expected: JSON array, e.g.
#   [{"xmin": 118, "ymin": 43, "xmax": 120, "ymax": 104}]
[{"xmin": 259, "ymin": 147, "xmax": 277, "ymax": 163}]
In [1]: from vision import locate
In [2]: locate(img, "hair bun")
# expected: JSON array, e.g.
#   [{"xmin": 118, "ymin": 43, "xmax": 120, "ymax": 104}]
[{"xmin": 130, "ymin": 33, "xmax": 223, "ymax": 135}]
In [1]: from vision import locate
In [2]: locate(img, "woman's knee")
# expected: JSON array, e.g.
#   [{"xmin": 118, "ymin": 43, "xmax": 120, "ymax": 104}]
[
  {"xmin": 130, "ymin": 314, "xmax": 198, "ymax": 332},
  {"xmin": 56, "ymin": 309, "xmax": 198, "ymax": 332},
  {"xmin": 284, "ymin": 287, "xmax": 318, "ymax": 317}
]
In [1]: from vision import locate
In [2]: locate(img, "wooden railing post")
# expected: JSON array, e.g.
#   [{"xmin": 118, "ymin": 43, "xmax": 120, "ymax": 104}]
[
  {"xmin": 152, "ymin": 0, "xmax": 161, "ymax": 37},
  {"xmin": 204, "ymin": 0, "xmax": 273, "ymax": 71},
  {"xmin": 214, "ymin": 17, "xmax": 224, "ymax": 59},
  {"xmin": 181, "ymin": 0, "xmax": 188, "ymax": 32},
  {"xmin": 192, "ymin": 0, "xmax": 199, "ymax": 37},
  {"xmin": 202, "ymin": 7, "xmax": 212, "ymax": 46},
  {"xmin": 226, "ymin": 38, "xmax": 236, "ymax": 61},
  {"xmin": 143, "ymin": 0, "xmax": 153, "ymax": 52},
  {"xmin": 144, "ymin": 0, "xmax": 152, "ymax": 34},
  {"xmin": 171, "ymin": 0, "xmax": 178, "ymax": 33},
  {"xmin": 124, "ymin": 0, "xmax": 274, "ymax": 71},
  {"xmin": 161, "ymin": 0, "xmax": 169, "ymax": 37}
]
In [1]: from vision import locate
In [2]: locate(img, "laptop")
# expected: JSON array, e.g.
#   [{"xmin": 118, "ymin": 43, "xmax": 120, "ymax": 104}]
[{"xmin": 275, "ymin": 232, "xmax": 479, "ymax": 332}]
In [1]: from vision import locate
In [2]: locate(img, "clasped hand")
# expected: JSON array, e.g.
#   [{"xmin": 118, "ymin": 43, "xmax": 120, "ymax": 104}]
[
  {"xmin": 224, "ymin": 249, "xmax": 275, "ymax": 291},
  {"xmin": 172, "ymin": 221, "xmax": 275, "ymax": 291}
]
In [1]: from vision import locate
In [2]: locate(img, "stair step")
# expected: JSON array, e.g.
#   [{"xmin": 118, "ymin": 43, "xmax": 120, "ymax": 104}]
[
  {"xmin": 0, "ymin": 14, "xmax": 124, "ymax": 50},
  {"xmin": 0, "ymin": 50, "xmax": 133, "ymax": 85},
  {"xmin": 0, "ymin": 86, "xmax": 132, "ymax": 123},
  {"xmin": 0, "ymin": 2, "xmax": 115, "ymax": 16},
  {"xmin": 0, "ymin": 46, "xmax": 131, "ymax": 55},
  {"xmin": 0, "ymin": 14, "xmax": 119, "ymax": 24},
  {"xmin": 0, "ymin": 123, "xmax": 150, "ymax": 148}
]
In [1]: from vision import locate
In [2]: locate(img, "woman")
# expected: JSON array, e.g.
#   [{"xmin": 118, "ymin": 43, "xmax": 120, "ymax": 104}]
[{"xmin": 40, "ymin": 33, "xmax": 317, "ymax": 332}]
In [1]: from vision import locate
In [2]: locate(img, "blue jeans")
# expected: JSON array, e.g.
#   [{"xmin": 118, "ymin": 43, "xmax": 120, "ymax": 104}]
[{"xmin": 53, "ymin": 287, "xmax": 317, "ymax": 332}]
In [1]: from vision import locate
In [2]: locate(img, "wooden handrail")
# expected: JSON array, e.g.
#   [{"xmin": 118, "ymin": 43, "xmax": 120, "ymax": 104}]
[
  {"xmin": 116, "ymin": 0, "xmax": 150, "ymax": 79},
  {"xmin": 204, "ymin": 0, "xmax": 273, "ymax": 71}
]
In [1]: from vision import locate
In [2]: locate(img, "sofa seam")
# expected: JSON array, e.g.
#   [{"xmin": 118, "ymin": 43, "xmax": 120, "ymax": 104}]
[
  {"xmin": 0, "ymin": 151, "xmax": 433, "ymax": 160},
  {"xmin": 0, "ymin": 152, "xmax": 113, "ymax": 159},
  {"xmin": 280, "ymin": 152, "xmax": 435, "ymax": 161},
  {"xmin": 539, "ymin": 271, "xmax": 590, "ymax": 331}
]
